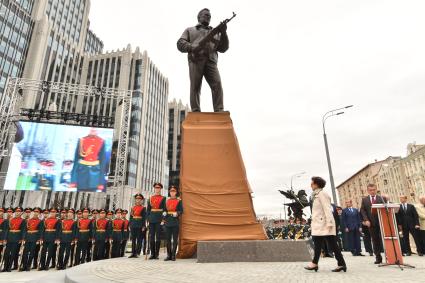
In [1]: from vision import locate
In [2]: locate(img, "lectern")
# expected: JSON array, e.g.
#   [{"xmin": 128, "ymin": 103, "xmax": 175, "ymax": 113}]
[{"xmin": 372, "ymin": 203, "xmax": 414, "ymax": 269}]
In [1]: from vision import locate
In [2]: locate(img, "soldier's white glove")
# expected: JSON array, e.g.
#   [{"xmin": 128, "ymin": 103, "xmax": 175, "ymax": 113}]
[
  {"xmin": 173, "ymin": 212, "xmax": 178, "ymax": 217},
  {"xmin": 162, "ymin": 212, "xmax": 167, "ymax": 216}
]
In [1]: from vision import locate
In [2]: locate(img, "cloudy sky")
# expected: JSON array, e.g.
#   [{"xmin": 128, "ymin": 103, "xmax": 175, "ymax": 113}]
[{"xmin": 90, "ymin": 0, "xmax": 425, "ymax": 217}]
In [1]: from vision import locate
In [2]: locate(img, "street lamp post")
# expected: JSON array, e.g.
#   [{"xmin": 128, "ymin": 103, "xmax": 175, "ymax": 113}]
[
  {"xmin": 322, "ymin": 105, "xmax": 353, "ymax": 205},
  {"xmin": 290, "ymin": 171, "xmax": 306, "ymax": 190}
]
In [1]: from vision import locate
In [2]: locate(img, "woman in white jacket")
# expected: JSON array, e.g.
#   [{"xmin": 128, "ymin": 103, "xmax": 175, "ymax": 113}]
[{"xmin": 304, "ymin": 176, "xmax": 347, "ymax": 272}]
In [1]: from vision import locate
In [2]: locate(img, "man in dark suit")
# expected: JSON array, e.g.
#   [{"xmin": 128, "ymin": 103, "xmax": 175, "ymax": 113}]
[
  {"xmin": 360, "ymin": 184, "xmax": 387, "ymax": 264},
  {"xmin": 343, "ymin": 200, "xmax": 363, "ymax": 256},
  {"xmin": 396, "ymin": 195, "xmax": 422, "ymax": 256}
]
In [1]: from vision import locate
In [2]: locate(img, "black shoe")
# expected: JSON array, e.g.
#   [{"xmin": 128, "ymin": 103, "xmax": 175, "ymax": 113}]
[
  {"xmin": 418, "ymin": 253, "xmax": 423, "ymax": 257},
  {"xmin": 355, "ymin": 253, "xmax": 365, "ymax": 256},
  {"xmin": 128, "ymin": 254, "xmax": 136, "ymax": 258},
  {"xmin": 148, "ymin": 255, "xmax": 155, "ymax": 260},
  {"xmin": 304, "ymin": 265, "xmax": 318, "ymax": 272},
  {"xmin": 374, "ymin": 259, "xmax": 382, "ymax": 264},
  {"xmin": 164, "ymin": 257, "xmax": 171, "ymax": 261},
  {"xmin": 332, "ymin": 266, "xmax": 347, "ymax": 272},
  {"xmin": 171, "ymin": 256, "xmax": 176, "ymax": 261},
  {"xmin": 406, "ymin": 252, "xmax": 412, "ymax": 256},
  {"xmin": 369, "ymin": 252, "xmax": 373, "ymax": 256},
  {"xmin": 324, "ymin": 253, "xmax": 333, "ymax": 258}
]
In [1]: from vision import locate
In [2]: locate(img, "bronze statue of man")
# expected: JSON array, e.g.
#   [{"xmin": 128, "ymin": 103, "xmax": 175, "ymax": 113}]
[{"xmin": 177, "ymin": 8, "xmax": 229, "ymax": 112}]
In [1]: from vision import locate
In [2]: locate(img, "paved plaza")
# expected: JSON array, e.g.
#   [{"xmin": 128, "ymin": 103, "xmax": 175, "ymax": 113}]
[{"xmin": 0, "ymin": 252, "xmax": 423, "ymax": 283}]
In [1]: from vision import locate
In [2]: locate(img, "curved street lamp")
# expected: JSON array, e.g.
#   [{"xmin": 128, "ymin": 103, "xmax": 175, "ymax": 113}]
[{"xmin": 322, "ymin": 105, "xmax": 353, "ymax": 204}]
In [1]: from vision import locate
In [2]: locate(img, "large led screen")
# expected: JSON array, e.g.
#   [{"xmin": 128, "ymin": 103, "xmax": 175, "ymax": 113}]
[{"xmin": 4, "ymin": 121, "xmax": 114, "ymax": 192}]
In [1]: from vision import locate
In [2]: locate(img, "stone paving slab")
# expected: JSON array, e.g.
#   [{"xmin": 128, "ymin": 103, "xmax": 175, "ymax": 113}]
[
  {"xmin": 0, "ymin": 252, "xmax": 423, "ymax": 283},
  {"xmin": 63, "ymin": 253, "xmax": 425, "ymax": 283}
]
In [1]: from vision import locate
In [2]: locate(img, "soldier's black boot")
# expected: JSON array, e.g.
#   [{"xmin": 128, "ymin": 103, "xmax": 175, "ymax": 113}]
[
  {"xmin": 154, "ymin": 242, "xmax": 161, "ymax": 259},
  {"xmin": 164, "ymin": 243, "xmax": 172, "ymax": 261},
  {"xmin": 172, "ymin": 242, "xmax": 177, "ymax": 261}
]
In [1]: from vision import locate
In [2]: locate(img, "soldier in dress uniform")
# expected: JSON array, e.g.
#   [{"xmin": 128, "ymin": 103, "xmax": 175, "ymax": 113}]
[
  {"xmin": 88, "ymin": 209, "xmax": 98, "ymax": 261},
  {"xmin": 111, "ymin": 209, "xmax": 124, "ymax": 258},
  {"xmin": 33, "ymin": 208, "xmax": 49, "ymax": 269},
  {"xmin": 0, "ymin": 207, "xmax": 7, "ymax": 266},
  {"xmin": 2, "ymin": 207, "xmax": 25, "ymax": 272},
  {"xmin": 57, "ymin": 209, "xmax": 77, "ymax": 270},
  {"xmin": 39, "ymin": 208, "xmax": 60, "ymax": 271},
  {"xmin": 121, "ymin": 209, "xmax": 129, "ymax": 257},
  {"xmin": 129, "ymin": 194, "xmax": 146, "ymax": 258},
  {"xmin": 20, "ymin": 207, "xmax": 42, "ymax": 271},
  {"xmin": 163, "ymin": 186, "xmax": 183, "ymax": 261},
  {"xmin": 104, "ymin": 210, "xmax": 114, "ymax": 259},
  {"xmin": 75, "ymin": 208, "xmax": 92, "ymax": 265},
  {"xmin": 69, "ymin": 210, "xmax": 81, "ymax": 267},
  {"xmin": 93, "ymin": 209, "xmax": 110, "ymax": 260},
  {"xmin": 147, "ymin": 183, "xmax": 166, "ymax": 259},
  {"xmin": 12, "ymin": 207, "xmax": 26, "ymax": 270}
]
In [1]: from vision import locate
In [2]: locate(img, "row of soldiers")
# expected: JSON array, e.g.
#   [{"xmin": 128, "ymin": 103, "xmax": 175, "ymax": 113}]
[
  {"xmin": 0, "ymin": 182, "xmax": 183, "ymax": 272},
  {"xmin": 0, "ymin": 206, "xmax": 130, "ymax": 272},
  {"xmin": 266, "ymin": 218, "xmax": 311, "ymax": 240}
]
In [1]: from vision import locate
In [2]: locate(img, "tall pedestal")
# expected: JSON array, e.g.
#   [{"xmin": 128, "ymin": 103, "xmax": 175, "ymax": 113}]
[{"xmin": 177, "ymin": 112, "xmax": 267, "ymax": 259}]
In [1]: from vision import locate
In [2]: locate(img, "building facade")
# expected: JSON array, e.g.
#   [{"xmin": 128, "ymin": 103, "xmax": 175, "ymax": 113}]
[
  {"xmin": 403, "ymin": 143, "xmax": 425, "ymax": 200},
  {"xmin": 337, "ymin": 158, "xmax": 389, "ymax": 208},
  {"xmin": 0, "ymin": 0, "xmax": 35, "ymax": 94},
  {"xmin": 338, "ymin": 143, "xmax": 425, "ymax": 208},
  {"xmin": 167, "ymin": 99, "xmax": 189, "ymax": 187},
  {"xmin": 0, "ymin": 0, "xmax": 169, "ymax": 211},
  {"xmin": 79, "ymin": 45, "xmax": 169, "ymax": 208}
]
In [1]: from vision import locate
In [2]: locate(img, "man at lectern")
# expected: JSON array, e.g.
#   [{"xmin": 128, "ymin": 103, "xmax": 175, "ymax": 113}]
[
  {"xmin": 396, "ymin": 195, "xmax": 422, "ymax": 256},
  {"xmin": 360, "ymin": 184, "xmax": 387, "ymax": 264}
]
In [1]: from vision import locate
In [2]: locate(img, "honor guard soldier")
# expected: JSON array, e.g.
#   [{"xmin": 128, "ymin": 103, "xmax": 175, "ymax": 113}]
[
  {"xmin": 0, "ymin": 207, "xmax": 7, "ymax": 265},
  {"xmin": 57, "ymin": 209, "xmax": 77, "ymax": 270},
  {"xmin": 39, "ymin": 208, "xmax": 60, "ymax": 271},
  {"xmin": 121, "ymin": 209, "xmax": 129, "ymax": 257},
  {"xmin": 104, "ymin": 210, "xmax": 114, "ymax": 259},
  {"xmin": 129, "ymin": 194, "xmax": 146, "ymax": 258},
  {"xmin": 87, "ymin": 209, "xmax": 98, "ymax": 261},
  {"xmin": 69, "ymin": 209, "xmax": 82, "ymax": 267},
  {"xmin": 111, "ymin": 209, "xmax": 124, "ymax": 258},
  {"xmin": 163, "ymin": 186, "xmax": 183, "ymax": 261},
  {"xmin": 34, "ymin": 209, "xmax": 49, "ymax": 269},
  {"xmin": 2, "ymin": 207, "xmax": 25, "ymax": 272},
  {"xmin": 21, "ymin": 207, "xmax": 42, "ymax": 271},
  {"xmin": 147, "ymin": 183, "xmax": 166, "ymax": 259},
  {"xmin": 93, "ymin": 209, "xmax": 111, "ymax": 260},
  {"xmin": 75, "ymin": 208, "xmax": 92, "ymax": 265}
]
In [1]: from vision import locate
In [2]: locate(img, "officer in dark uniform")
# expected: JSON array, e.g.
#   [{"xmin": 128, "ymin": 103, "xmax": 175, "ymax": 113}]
[
  {"xmin": 93, "ymin": 209, "xmax": 111, "ymax": 260},
  {"xmin": 129, "ymin": 194, "xmax": 146, "ymax": 258},
  {"xmin": 88, "ymin": 209, "xmax": 98, "ymax": 261},
  {"xmin": 111, "ymin": 209, "xmax": 124, "ymax": 258},
  {"xmin": 0, "ymin": 207, "xmax": 7, "ymax": 264},
  {"xmin": 163, "ymin": 186, "xmax": 183, "ymax": 261},
  {"xmin": 75, "ymin": 208, "xmax": 92, "ymax": 265},
  {"xmin": 57, "ymin": 209, "xmax": 77, "ymax": 270},
  {"xmin": 21, "ymin": 207, "xmax": 42, "ymax": 271},
  {"xmin": 121, "ymin": 209, "xmax": 129, "ymax": 257},
  {"xmin": 104, "ymin": 210, "xmax": 114, "ymax": 259},
  {"xmin": 147, "ymin": 183, "xmax": 166, "ymax": 259},
  {"xmin": 2, "ymin": 207, "xmax": 25, "ymax": 272},
  {"xmin": 39, "ymin": 208, "xmax": 60, "ymax": 271}
]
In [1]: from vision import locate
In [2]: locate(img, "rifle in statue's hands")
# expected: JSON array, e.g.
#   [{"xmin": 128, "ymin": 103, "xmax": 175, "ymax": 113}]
[{"xmin": 190, "ymin": 12, "xmax": 236, "ymax": 59}]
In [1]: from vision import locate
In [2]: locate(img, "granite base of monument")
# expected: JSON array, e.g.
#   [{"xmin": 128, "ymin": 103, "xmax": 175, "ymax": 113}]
[{"xmin": 197, "ymin": 240, "xmax": 312, "ymax": 263}]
